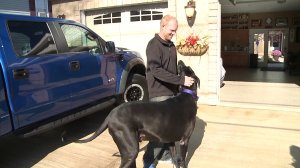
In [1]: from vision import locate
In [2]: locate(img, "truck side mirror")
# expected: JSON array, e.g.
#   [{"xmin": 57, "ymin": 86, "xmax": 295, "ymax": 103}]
[{"xmin": 106, "ymin": 41, "xmax": 115, "ymax": 53}]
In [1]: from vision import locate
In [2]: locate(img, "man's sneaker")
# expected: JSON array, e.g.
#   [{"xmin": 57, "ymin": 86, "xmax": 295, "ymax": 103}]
[
  {"xmin": 159, "ymin": 158, "xmax": 173, "ymax": 164},
  {"xmin": 144, "ymin": 162, "xmax": 156, "ymax": 168},
  {"xmin": 221, "ymin": 82, "xmax": 225, "ymax": 88},
  {"xmin": 148, "ymin": 163, "xmax": 156, "ymax": 168}
]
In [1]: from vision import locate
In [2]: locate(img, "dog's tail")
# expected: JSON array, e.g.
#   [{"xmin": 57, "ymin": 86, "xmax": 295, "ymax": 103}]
[{"xmin": 75, "ymin": 115, "xmax": 110, "ymax": 143}]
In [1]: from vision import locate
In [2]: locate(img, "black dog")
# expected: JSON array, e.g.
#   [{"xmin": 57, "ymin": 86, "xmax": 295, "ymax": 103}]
[{"xmin": 76, "ymin": 60, "xmax": 200, "ymax": 168}]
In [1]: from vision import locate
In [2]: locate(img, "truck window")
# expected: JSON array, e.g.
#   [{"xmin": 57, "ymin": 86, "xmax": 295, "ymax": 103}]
[
  {"xmin": 7, "ymin": 21, "xmax": 58, "ymax": 57},
  {"xmin": 60, "ymin": 24, "xmax": 103, "ymax": 54}
]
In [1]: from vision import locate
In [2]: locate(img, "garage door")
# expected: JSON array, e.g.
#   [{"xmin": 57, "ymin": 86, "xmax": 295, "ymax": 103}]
[
  {"xmin": 0, "ymin": 0, "xmax": 30, "ymax": 15},
  {"xmin": 85, "ymin": 3, "xmax": 167, "ymax": 61}
]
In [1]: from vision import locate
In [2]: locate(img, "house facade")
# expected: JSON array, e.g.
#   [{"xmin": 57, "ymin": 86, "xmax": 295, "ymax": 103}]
[
  {"xmin": 51, "ymin": 0, "xmax": 222, "ymax": 105},
  {"xmin": 0, "ymin": 0, "xmax": 52, "ymax": 17}
]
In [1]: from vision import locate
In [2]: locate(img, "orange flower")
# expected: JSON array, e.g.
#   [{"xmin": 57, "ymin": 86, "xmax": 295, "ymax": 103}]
[{"xmin": 186, "ymin": 35, "xmax": 199, "ymax": 46}]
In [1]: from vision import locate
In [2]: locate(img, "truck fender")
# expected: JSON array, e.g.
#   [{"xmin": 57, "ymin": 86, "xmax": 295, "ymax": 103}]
[{"xmin": 118, "ymin": 58, "xmax": 148, "ymax": 102}]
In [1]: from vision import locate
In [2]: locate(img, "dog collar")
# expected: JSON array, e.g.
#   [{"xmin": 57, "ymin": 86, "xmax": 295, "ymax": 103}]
[{"xmin": 181, "ymin": 88, "xmax": 199, "ymax": 101}]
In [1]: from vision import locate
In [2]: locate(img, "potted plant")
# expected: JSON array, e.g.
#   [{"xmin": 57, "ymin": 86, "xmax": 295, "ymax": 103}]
[
  {"xmin": 176, "ymin": 34, "xmax": 209, "ymax": 56},
  {"xmin": 271, "ymin": 49, "xmax": 282, "ymax": 61}
]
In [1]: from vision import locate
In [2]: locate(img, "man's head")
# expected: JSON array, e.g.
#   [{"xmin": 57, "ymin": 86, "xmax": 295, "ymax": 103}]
[{"xmin": 159, "ymin": 15, "xmax": 178, "ymax": 41}]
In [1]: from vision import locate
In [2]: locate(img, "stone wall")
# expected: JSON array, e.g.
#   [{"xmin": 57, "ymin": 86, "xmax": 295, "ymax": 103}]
[{"xmin": 169, "ymin": 0, "xmax": 221, "ymax": 105}]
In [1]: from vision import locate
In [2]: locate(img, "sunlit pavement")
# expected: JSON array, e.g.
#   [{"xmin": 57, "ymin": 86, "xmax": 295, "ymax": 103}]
[
  {"xmin": 1, "ymin": 104, "xmax": 299, "ymax": 168},
  {"xmin": 136, "ymin": 104, "xmax": 300, "ymax": 168}
]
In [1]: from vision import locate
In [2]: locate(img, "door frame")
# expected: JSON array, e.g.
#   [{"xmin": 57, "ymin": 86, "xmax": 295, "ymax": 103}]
[{"xmin": 249, "ymin": 28, "xmax": 289, "ymax": 68}]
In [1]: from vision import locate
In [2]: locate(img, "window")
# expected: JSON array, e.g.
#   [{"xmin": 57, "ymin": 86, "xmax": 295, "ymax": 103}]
[
  {"xmin": 130, "ymin": 10, "xmax": 163, "ymax": 22},
  {"xmin": 94, "ymin": 12, "xmax": 121, "ymax": 25},
  {"xmin": 7, "ymin": 21, "xmax": 57, "ymax": 57},
  {"xmin": 60, "ymin": 24, "xmax": 103, "ymax": 53}
]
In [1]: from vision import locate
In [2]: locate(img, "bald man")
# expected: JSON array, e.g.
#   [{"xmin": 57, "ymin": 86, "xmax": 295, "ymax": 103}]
[{"xmin": 143, "ymin": 15, "xmax": 194, "ymax": 168}]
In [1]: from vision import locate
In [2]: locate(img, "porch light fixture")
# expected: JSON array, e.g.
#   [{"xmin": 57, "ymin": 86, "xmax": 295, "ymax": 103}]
[{"xmin": 185, "ymin": 0, "xmax": 195, "ymax": 19}]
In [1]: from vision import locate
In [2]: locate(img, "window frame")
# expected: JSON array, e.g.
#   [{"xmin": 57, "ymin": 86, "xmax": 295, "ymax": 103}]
[
  {"xmin": 94, "ymin": 12, "xmax": 121, "ymax": 25},
  {"xmin": 130, "ymin": 10, "xmax": 163, "ymax": 22},
  {"xmin": 7, "ymin": 20, "xmax": 58, "ymax": 57},
  {"xmin": 59, "ymin": 23, "xmax": 104, "ymax": 54}
]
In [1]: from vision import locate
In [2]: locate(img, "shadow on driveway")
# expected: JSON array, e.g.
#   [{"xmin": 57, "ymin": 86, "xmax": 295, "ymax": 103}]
[
  {"xmin": 290, "ymin": 145, "xmax": 300, "ymax": 168},
  {"xmin": 0, "ymin": 106, "xmax": 113, "ymax": 168},
  {"xmin": 186, "ymin": 117, "xmax": 207, "ymax": 165}
]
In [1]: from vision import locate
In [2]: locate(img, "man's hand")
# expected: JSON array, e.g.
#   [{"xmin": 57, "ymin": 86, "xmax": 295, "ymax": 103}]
[{"xmin": 184, "ymin": 76, "xmax": 194, "ymax": 87}]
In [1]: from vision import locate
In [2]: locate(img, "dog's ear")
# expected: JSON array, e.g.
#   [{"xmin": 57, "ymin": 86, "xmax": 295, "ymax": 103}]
[
  {"xmin": 187, "ymin": 66, "xmax": 193, "ymax": 74},
  {"xmin": 188, "ymin": 66, "xmax": 200, "ymax": 88},
  {"xmin": 196, "ymin": 76, "xmax": 200, "ymax": 88},
  {"xmin": 178, "ymin": 60, "xmax": 186, "ymax": 74},
  {"xmin": 178, "ymin": 60, "xmax": 185, "ymax": 66}
]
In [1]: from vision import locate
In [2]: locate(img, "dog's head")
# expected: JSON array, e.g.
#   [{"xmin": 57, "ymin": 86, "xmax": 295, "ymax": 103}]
[{"xmin": 178, "ymin": 60, "xmax": 200, "ymax": 92}]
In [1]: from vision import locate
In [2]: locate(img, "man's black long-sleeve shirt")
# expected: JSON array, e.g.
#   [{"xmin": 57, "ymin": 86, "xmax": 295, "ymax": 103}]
[{"xmin": 146, "ymin": 34, "xmax": 185, "ymax": 99}]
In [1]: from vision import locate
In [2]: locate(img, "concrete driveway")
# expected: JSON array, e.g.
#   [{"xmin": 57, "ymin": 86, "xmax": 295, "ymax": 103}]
[
  {"xmin": 144, "ymin": 105, "xmax": 300, "ymax": 168},
  {"xmin": 0, "ymin": 104, "xmax": 299, "ymax": 168}
]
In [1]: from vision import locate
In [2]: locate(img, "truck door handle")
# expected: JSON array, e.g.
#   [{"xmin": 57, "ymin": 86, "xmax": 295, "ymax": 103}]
[
  {"xmin": 13, "ymin": 69, "xmax": 29, "ymax": 80},
  {"xmin": 69, "ymin": 61, "xmax": 80, "ymax": 71}
]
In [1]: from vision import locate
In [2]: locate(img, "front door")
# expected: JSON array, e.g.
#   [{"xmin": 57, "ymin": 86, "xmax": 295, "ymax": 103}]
[{"xmin": 249, "ymin": 29, "xmax": 288, "ymax": 69}]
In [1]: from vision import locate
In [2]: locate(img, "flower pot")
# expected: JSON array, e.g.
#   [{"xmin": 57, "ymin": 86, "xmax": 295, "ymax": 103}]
[{"xmin": 177, "ymin": 45, "xmax": 209, "ymax": 56}]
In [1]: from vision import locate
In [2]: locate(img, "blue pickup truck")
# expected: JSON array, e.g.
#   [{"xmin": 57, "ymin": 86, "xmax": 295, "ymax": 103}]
[{"xmin": 0, "ymin": 13, "xmax": 148, "ymax": 138}]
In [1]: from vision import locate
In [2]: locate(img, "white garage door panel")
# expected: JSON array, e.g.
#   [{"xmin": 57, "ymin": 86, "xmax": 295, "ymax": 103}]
[
  {"xmin": 0, "ymin": 0, "xmax": 30, "ymax": 15},
  {"xmin": 121, "ymin": 34, "xmax": 155, "ymax": 59},
  {"xmin": 85, "ymin": 4, "xmax": 167, "ymax": 61},
  {"xmin": 119, "ymin": 21, "xmax": 160, "ymax": 60},
  {"xmin": 85, "ymin": 15, "xmax": 122, "ymax": 45},
  {"xmin": 121, "ymin": 21, "xmax": 159, "ymax": 33}
]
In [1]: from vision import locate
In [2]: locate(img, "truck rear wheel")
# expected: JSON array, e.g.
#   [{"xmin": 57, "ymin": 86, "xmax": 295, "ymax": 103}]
[{"xmin": 123, "ymin": 74, "xmax": 148, "ymax": 102}]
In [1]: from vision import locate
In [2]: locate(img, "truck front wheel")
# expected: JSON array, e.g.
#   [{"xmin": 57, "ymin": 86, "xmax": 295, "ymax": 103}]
[{"xmin": 123, "ymin": 74, "xmax": 148, "ymax": 102}]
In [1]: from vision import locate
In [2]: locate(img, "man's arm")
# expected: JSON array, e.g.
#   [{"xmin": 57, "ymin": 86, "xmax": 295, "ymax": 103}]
[{"xmin": 146, "ymin": 42, "xmax": 184, "ymax": 85}]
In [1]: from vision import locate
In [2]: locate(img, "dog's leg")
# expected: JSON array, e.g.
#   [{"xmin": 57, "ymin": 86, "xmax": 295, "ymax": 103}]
[
  {"xmin": 110, "ymin": 129, "xmax": 139, "ymax": 168},
  {"xmin": 179, "ymin": 118, "xmax": 196, "ymax": 168},
  {"xmin": 168, "ymin": 142, "xmax": 180, "ymax": 168},
  {"xmin": 179, "ymin": 142, "xmax": 188, "ymax": 168}
]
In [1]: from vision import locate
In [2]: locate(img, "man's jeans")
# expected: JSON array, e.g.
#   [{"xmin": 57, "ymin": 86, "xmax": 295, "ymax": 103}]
[{"xmin": 143, "ymin": 95, "xmax": 174, "ymax": 168}]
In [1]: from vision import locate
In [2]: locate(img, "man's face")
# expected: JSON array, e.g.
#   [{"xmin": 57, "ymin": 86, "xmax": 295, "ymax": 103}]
[{"xmin": 162, "ymin": 19, "xmax": 178, "ymax": 41}]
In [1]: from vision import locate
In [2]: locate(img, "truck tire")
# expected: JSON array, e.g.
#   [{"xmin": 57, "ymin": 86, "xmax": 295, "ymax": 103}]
[{"xmin": 123, "ymin": 74, "xmax": 148, "ymax": 102}]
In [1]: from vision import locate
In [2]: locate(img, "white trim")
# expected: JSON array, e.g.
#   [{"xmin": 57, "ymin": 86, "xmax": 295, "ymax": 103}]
[
  {"xmin": 35, "ymin": 0, "xmax": 49, "ymax": 17},
  {"xmin": 37, "ymin": 11, "xmax": 47, "ymax": 17},
  {"xmin": 0, "ymin": 10, "xmax": 30, "ymax": 15},
  {"xmin": 217, "ymin": 2, "xmax": 222, "ymax": 104},
  {"xmin": 80, "ymin": 11, "xmax": 86, "ymax": 24}
]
